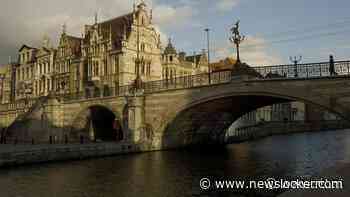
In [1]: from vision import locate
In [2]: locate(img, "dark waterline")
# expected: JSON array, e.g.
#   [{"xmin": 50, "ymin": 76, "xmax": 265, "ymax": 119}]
[{"xmin": 0, "ymin": 130, "xmax": 349, "ymax": 197}]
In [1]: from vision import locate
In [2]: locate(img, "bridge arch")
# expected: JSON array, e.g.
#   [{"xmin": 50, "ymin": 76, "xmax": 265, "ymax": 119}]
[
  {"xmin": 70, "ymin": 104, "xmax": 124, "ymax": 142},
  {"xmin": 157, "ymin": 85, "xmax": 348, "ymax": 148}
]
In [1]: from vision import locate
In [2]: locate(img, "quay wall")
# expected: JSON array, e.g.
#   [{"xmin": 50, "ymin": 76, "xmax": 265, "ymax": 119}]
[
  {"xmin": 0, "ymin": 142, "xmax": 152, "ymax": 168},
  {"xmin": 227, "ymin": 120, "xmax": 350, "ymax": 143}
]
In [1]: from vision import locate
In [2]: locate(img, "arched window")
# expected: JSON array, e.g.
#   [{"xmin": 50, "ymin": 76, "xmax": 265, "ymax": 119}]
[
  {"xmin": 147, "ymin": 63, "xmax": 151, "ymax": 76},
  {"xmin": 104, "ymin": 60, "xmax": 108, "ymax": 76},
  {"xmin": 166, "ymin": 67, "xmax": 169, "ymax": 79},
  {"xmin": 141, "ymin": 60, "xmax": 145, "ymax": 74}
]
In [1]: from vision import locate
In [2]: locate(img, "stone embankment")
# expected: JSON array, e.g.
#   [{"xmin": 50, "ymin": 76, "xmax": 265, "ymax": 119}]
[
  {"xmin": 0, "ymin": 142, "xmax": 149, "ymax": 167},
  {"xmin": 227, "ymin": 120, "xmax": 350, "ymax": 143}
]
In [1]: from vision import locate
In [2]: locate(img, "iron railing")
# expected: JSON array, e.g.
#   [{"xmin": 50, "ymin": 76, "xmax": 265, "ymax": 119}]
[
  {"xmin": 253, "ymin": 60, "xmax": 350, "ymax": 79},
  {"xmin": 2, "ymin": 60, "xmax": 350, "ymax": 104},
  {"xmin": 59, "ymin": 70, "xmax": 233, "ymax": 102},
  {"xmin": 57, "ymin": 60, "xmax": 350, "ymax": 102}
]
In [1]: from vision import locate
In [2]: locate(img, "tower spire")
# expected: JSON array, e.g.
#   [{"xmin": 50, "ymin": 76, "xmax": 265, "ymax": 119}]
[
  {"xmin": 94, "ymin": 11, "xmax": 98, "ymax": 24},
  {"xmin": 150, "ymin": 9, "xmax": 153, "ymax": 21},
  {"xmin": 138, "ymin": 0, "xmax": 147, "ymax": 10},
  {"xmin": 109, "ymin": 24, "xmax": 112, "ymax": 40},
  {"xmin": 168, "ymin": 37, "xmax": 172, "ymax": 45},
  {"xmin": 62, "ymin": 23, "xmax": 67, "ymax": 35}
]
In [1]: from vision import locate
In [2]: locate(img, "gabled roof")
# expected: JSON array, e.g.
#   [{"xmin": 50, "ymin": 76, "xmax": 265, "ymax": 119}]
[
  {"xmin": 35, "ymin": 47, "xmax": 52, "ymax": 58},
  {"xmin": 19, "ymin": 44, "xmax": 37, "ymax": 52},
  {"xmin": 65, "ymin": 35, "xmax": 82, "ymax": 41},
  {"xmin": 58, "ymin": 33, "xmax": 82, "ymax": 57},
  {"xmin": 84, "ymin": 12, "xmax": 135, "ymax": 50}
]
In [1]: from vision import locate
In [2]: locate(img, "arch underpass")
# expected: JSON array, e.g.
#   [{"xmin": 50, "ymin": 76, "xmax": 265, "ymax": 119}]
[
  {"xmin": 161, "ymin": 95, "xmax": 292, "ymax": 147},
  {"xmin": 70, "ymin": 105, "xmax": 124, "ymax": 142},
  {"xmin": 146, "ymin": 77, "xmax": 350, "ymax": 149}
]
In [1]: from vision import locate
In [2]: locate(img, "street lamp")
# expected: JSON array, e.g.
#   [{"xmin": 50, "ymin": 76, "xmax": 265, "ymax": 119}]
[
  {"xmin": 204, "ymin": 28, "xmax": 211, "ymax": 84},
  {"xmin": 229, "ymin": 20, "xmax": 245, "ymax": 64},
  {"xmin": 290, "ymin": 56, "xmax": 302, "ymax": 78}
]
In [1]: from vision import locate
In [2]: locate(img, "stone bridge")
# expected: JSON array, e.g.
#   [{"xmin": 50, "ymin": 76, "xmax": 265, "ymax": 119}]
[{"xmin": 1, "ymin": 63, "xmax": 350, "ymax": 150}]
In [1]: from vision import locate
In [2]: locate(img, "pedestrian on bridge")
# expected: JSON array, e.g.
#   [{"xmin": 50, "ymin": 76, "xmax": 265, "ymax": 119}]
[{"xmin": 329, "ymin": 55, "xmax": 337, "ymax": 76}]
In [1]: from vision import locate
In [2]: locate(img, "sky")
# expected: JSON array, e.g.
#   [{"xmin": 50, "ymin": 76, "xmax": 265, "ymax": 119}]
[{"xmin": 1, "ymin": 0, "xmax": 350, "ymax": 66}]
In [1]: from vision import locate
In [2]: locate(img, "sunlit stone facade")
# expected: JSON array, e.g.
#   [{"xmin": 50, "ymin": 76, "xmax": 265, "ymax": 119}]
[{"xmin": 0, "ymin": 1, "xmax": 208, "ymax": 102}]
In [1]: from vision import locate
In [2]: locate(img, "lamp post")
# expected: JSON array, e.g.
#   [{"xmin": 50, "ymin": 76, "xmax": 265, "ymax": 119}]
[
  {"xmin": 229, "ymin": 20, "xmax": 245, "ymax": 64},
  {"xmin": 290, "ymin": 56, "xmax": 302, "ymax": 78},
  {"xmin": 204, "ymin": 28, "xmax": 211, "ymax": 84}
]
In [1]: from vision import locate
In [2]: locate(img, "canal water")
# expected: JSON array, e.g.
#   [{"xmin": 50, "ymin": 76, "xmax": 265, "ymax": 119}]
[{"xmin": 0, "ymin": 129, "xmax": 349, "ymax": 197}]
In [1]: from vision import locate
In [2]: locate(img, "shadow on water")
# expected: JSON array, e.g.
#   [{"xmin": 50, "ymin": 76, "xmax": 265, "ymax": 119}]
[{"xmin": 0, "ymin": 129, "xmax": 349, "ymax": 197}]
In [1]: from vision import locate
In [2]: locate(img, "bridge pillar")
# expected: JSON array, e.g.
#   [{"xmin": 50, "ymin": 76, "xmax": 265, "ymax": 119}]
[
  {"xmin": 126, "ymin": 92, "xmax": 145, "ymax": 143},
  {"xmin": 43, "ymin": 95, "xmax": 64, "ymax": 139}
]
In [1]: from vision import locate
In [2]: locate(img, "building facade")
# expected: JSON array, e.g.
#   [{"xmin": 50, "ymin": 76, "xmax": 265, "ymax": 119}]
[
  {"xmin": 162, "ymin": 38, "xmax": 208, "ymax": 81},
  {"xmin": 0, "ymin": 1, "xmax": 208, "ymax": 103},
  {"xmin": 0, "ymin": 63, "xmax": 16, "ymax": 104}
]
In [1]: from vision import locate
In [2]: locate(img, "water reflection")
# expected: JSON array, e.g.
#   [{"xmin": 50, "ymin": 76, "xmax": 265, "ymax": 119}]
[{"xmin": 0, "ymin": 130, "xmax": 349, "ymax": 197}]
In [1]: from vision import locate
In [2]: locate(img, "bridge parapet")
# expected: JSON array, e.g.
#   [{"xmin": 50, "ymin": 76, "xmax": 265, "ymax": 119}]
[
  {"xmin": 254, "ymin": 60, "xmax": 350, "ymax": 79},
  {"xmin": 0, "ymin": 99, "xmax": 37, "ymax": 112},
  {"xmin": 51, "ymin": 60, "xmax": 350, "ymax": 104}
]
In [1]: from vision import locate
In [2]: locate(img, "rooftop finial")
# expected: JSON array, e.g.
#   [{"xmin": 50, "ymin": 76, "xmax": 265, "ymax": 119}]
[
  {"xmin": 94, "ymin": 11, "xmax": 98, "ymax": 24},
  {"xmin": 62, "ymin": 23, "xmax": 67, "ymax": 34},
  {"xmin": 168, "ymin": 37, "xmax": 172, "ymax": 45},
  {"xmin": 43, "ymin": 34, "xmax": 51, "ymax": 48},
  {"xmin": 138, "ymin": 0, "xmax": 147, "ymax": 10}
]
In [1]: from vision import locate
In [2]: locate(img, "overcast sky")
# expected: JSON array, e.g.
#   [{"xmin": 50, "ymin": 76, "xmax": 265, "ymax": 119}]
[{"xmin": 1, "ymin": 0, "xmax": 350, "ymax": 66}]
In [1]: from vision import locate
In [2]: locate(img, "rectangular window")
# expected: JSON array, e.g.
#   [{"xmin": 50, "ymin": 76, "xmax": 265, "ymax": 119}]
[
  {"xmin": 26, "ymin": 67, "xmax": 29, "ymax": 79},
  {"xmin": 104, "ymin": 60, "xmax": 108, "ymax": 76},
  {"xmin": 17, "ymin": 69, "xmax": 20, "ymax": 81},
  {"xmin": 115, "ymin": 56, "xmax": 119, "ymax": 74},
  {"xmin": 141, "ymin": 62, "xmax": 145, "ymax": 74}
]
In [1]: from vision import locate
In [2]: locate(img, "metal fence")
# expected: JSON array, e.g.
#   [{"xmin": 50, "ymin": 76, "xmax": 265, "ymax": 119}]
[
  {"xmin": 4, "ymin": 60, "xmax": 350, "ymax": 104},
  {"xmin": 253, "ymin": 60, "xmax": 350, "ymax": 79},
  {"xmin": 59, "ymin": 70, "xmax": 232, "ymax": 102},
  {"xmin": 58, "ymin": 60, "xmax": 350, "ymax": 102}
]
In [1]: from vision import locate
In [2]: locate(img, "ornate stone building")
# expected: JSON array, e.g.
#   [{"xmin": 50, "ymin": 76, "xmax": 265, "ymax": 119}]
[
  {"xmin": 162, "ymin": 38, "xmax": 208, "ymax": 81},
  {"xmin": 0, "ymin": 63, "xmax": 15, "ymax": 104},
  {"xmin": 0, "ymin": 1, "xmax": 208, "ymax": 102}
]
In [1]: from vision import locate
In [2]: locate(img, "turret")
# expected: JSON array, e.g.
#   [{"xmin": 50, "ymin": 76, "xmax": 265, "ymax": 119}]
[
  {"xmin": 164, "ymin": 38, "xmax": 177, "ymax": 55},
  {"xmin": 137, "ymin": 0, "xmax": 147, "ymax": 10}
]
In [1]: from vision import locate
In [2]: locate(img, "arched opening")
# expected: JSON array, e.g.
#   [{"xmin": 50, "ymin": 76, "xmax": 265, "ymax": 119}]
[
  {"xmin": 71, "ymin": 105, "xmax": 123, "ymax": 142},
  {"xmin": 161, "ymin": 93, "xmax": 347, "ymax": 149}
]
